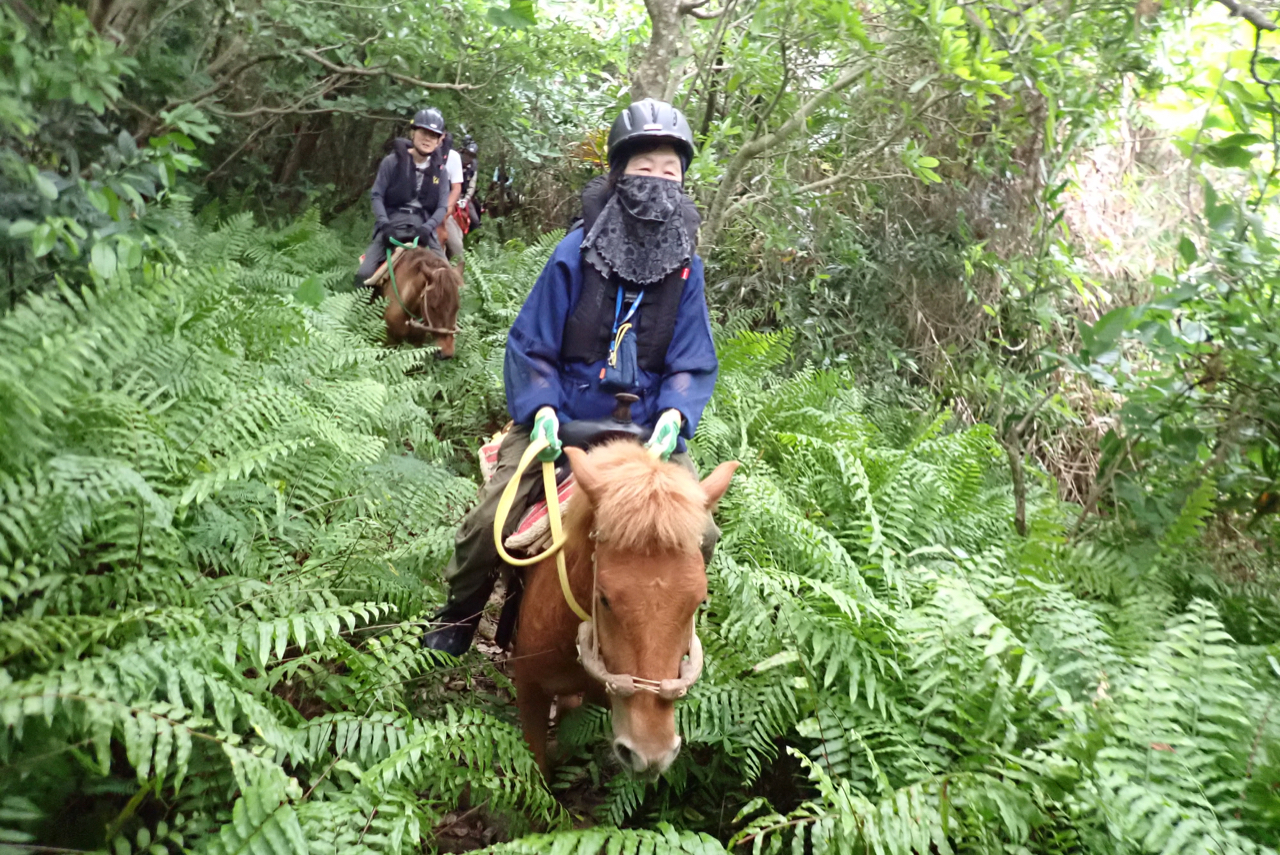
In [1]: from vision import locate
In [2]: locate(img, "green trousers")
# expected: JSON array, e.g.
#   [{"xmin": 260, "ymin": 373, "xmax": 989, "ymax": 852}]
[{"xmin": 439, "ymin": 426, "xmax": 720, "ymax": 616}]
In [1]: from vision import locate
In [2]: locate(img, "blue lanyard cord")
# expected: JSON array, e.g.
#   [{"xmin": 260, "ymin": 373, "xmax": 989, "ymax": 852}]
[{"xmin": 612, "ymin": 287, "xmax": 644, "ymax": 336}]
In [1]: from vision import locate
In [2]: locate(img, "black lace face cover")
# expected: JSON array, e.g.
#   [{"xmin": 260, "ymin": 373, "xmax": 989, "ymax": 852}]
[{"xmin": 582, "ymin": 175, "xmax": 692, "ymax": 286}]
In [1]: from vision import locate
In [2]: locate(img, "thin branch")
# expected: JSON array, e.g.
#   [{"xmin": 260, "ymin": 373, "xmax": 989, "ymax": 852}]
[
  {"xmin": 1213, "ymin": 0, "xmax": 1278, "ymax": 30},
  {"xmin": 6, "ymin": 0, "xmax": 39, "ymax": 26},
  {"xmin": 705, "ymin": 59, "xmax": 871, "ymax": 240},
  {"xmin": 125, "ymin": 0, "xmax": 200, "ymax": 55},
  {"xmin": 204, "ymin": 116, "xmax": 281, "ymax": 181},
  {"xmin": 1248, "ymin": 25, "xmax": 1280, "ymax": 208},
  {"xmin": 210, "ymin": 105, "xmax": 402, "ymax": 122},
  {"xmin": 298, "ymin": 48, "xmax": 479, "ymax": 90},
  {"xmin": 1014, "ymin": 386, "xmax": 1058, "ymax": 437},
  {"xmin": 208, "ymin": 69, "xmax": 351, "ymax": 120},
  {"xmin": 754, "ymin": 40, "xmax": 792, "ymax": 131},
  {"xmin": 720, "ymin": 89, "xmax": 951, "ymax": 223},
  {"xmin": 167, "ymin": 53, "xmax": 287, "ymax": 110},
  {"xmin": 679, "ymin": 0, "xmax": 743, "ymax": 115}
]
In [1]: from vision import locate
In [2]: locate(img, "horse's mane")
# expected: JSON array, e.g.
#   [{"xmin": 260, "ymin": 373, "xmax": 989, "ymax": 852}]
[
  {"xmin": 393, "ymin": 248, "xmax": 459, "ymax": 323},
  {"xmin": 565, "ymin": 440, "xmax": 707, "ymax": 556}
]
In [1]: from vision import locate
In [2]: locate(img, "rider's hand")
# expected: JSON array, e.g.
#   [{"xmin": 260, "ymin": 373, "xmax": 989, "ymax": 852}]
[
  {"xmin": 646, "ymin": 409, "xmax": 683, "ymax": 461},
  {"xmin": 530, "ymin": 407, "xmax": 562, "ymax": 462}
]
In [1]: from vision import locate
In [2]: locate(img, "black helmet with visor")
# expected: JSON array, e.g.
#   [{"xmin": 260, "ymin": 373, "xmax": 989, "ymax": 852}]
[
  {"xmin": 411, "ymin": 108, "xmax": 446, "ymax": 135},
  {"xmin": 606, "ymin": 99, "xmax": 695, "ymax": 173}
]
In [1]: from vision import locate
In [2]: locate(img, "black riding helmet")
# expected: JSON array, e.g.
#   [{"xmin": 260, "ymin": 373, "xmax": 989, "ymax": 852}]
[
  {"xmin": 461, "ymin": 136, "xmax": 479, "ymax": 156},
  {"xmin": 607, "ymin": 99, "xmax": 695, "ymax": 173},
  {"xmin": 411, "ymin": 107, "xmax": 446, "ymax": 135}
]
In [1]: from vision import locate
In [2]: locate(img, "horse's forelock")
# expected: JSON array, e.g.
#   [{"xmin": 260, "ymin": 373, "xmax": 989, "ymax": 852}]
[
  {"xmin": 425, "ymin": 263, "xmax": 460, "ymax": 321},
  {"xmin": 395, "ymin": 248, "xmax": 441, "ymax": 280},
  {"xmin": 393, "ymin": 250, "xmax": 459, "ymax": 322},
  {"xmin": 566, "ymin": 441, "xmax": 707, "ymax": 556}
]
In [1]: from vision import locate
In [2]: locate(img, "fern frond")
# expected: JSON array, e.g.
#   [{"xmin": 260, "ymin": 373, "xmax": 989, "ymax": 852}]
[{"xmin": 479, "ymin": 823, "xmax": 725, "ymax": 854}]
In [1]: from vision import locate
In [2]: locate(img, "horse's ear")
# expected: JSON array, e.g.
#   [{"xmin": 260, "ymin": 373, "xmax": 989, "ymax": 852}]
[
  {"xmin": 563, "ymin": 446, "xmax": 601, "ymax": 500},
  {"xmin": 701, "ymin": 460, "xmax": 740, "ymax": 510}
]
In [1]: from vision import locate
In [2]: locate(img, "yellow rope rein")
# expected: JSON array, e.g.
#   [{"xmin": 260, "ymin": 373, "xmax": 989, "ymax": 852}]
[{"xmin": 492, "ymin": 438, "xmax": 592, "ymax": 622}]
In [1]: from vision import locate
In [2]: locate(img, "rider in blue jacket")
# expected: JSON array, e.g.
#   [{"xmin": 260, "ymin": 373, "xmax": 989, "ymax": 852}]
[{"xmin": 423, "ymin": 99, "xmax": 719, "ymax": 656}]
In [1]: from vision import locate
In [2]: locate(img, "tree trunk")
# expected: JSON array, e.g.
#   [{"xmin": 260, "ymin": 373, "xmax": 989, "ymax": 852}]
[
  {"xmin": 633, "ymin": 0, "xmax": 683, "ymax": 100},
  {"xmin": 1003, "ymin": 436, "xmax": 1028, "ymax": 537},
  {"xmin": 276, "ymin": 114, "xmax": 329, "ymax": 188}
]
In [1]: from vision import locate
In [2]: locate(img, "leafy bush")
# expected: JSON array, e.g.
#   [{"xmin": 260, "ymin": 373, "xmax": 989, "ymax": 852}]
[{"xmin": 0, "ymin": 4, "xmax": 218, "ymax": 302}]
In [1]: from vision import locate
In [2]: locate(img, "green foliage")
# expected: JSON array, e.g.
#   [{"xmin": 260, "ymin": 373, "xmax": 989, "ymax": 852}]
[
  {"xmin": 0, "ymin": 4, "xmax": 216, "ymax": 299},
  {"xmin": 3, "ymin": 3, "xmax": 1280, "ymax": 845},
  {"xmin": 2, "ymin": 202, "xmax": 1279, "ymax": 854},
  {"xmin": 479, "ymin": 823, "xmax": 725, "ymax": 854},
  {"xmin": 537, "ymin": 320, "xmax": 1280, "ymax": 851},
  {"xmin": 0, "ymin": 212, "xmax": 556, "ymax": 853}
]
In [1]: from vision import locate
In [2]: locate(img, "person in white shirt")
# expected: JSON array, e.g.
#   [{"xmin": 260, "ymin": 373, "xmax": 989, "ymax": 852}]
[{"xmin": 443, "ymin": 133, "xmax": 466, "ymax": 268}]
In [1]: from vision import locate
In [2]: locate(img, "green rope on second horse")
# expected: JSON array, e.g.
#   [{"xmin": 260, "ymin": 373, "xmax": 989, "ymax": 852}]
[{"xmin": 385, "ymin": 236, "xmax": 426, "ymax": 323}]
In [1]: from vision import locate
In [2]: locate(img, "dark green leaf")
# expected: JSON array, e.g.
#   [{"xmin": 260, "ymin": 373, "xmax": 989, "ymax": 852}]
[{"xmin": 1177, "ymin": 236, "xmax": 1197, "ymax": 265}]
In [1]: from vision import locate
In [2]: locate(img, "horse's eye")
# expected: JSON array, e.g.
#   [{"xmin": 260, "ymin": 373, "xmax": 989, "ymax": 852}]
[{"xmin": 599, "ymin": 594, "xmax": 611, "ymax": 609}]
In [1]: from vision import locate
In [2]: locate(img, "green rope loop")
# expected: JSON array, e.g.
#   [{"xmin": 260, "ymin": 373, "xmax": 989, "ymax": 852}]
[{"xmin": 384, "ymin": 236, "xmax": 426, "ymax": 323}]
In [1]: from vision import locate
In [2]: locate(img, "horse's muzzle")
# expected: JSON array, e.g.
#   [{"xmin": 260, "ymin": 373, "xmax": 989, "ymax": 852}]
[{"xmin": 613, "ymin": 734, "xmax": 681, "ymax": 779}]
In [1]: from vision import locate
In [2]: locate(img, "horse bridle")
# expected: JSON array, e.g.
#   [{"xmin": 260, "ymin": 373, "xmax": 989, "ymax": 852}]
[{"xmin": 573, "ymin": 535, "xmax": 705, "ymax": 700}]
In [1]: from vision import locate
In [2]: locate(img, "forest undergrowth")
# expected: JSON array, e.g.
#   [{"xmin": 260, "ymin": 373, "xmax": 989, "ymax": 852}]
[{"xmin": 1, "ymin": 212, "xmax": 1278, "ymax": 855}]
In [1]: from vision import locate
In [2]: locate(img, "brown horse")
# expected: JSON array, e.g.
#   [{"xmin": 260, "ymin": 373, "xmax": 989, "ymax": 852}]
[
  {"xmin": 513, "ymin": 441, "xmax": 738, "ymax": 779},
  {"xmin": 380, "ymin": 248, "xmax": 461, "ymax": 357}
]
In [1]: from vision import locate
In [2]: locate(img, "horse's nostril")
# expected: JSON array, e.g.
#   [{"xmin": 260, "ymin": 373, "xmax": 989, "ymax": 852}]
[{"xmin": 613, "ymin": 740, "xmax": 636, "ymax": 769}]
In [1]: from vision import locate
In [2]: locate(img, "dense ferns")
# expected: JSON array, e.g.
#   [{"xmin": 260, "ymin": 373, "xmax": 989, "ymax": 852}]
[{"xmin": 1, "ymin": 215, "xmax": 1277, "ymax": 855}]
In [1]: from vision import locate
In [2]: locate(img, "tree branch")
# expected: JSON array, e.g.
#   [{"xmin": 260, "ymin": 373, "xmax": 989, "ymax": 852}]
[
  {"xmin": 298, "ymin": 49, "xmax": 479, "ymax": 90},
  {"xmin": 1213, "ymin": 0, "xmax": 1278, "ymax": 30},
  {"xmin": 204, "ymin": 117, "xmax": 282, "ymax": 181},
  {"xmin": 714, "ymin": 85, "xmax": 945, "ymax": 229},
  {"xmin": 5, "ymin": 0, "xmax": 38, "ymax": 26},
  {"xmin": 125, "ymin": 0, "xmax": 200, "ymax": 56},
  {"xmin": 168, "ymin": 53, "xmax": 286, "ymax": 109},
  {"xmin": 205, "ymin": 73, "xmax": 348, "ymax": 119},
  {"xmin": 752, "ymin": 32, "xmax": 795, "ymax": 132},
  {"xmin": 704, "ymin": 60, "xmax": 870, "ymax": 242}
]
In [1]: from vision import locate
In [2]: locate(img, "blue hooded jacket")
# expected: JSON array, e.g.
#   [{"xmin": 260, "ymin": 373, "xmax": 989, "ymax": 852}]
[{"xmin": 503, "ymin": 229, "xmax": 717, "ymax": 450}]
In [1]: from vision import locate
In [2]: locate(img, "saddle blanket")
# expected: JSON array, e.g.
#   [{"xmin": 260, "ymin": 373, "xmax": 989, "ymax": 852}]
[{"xmin": 481, "ymin": 426, "xmax": 576, "ymax": 555}]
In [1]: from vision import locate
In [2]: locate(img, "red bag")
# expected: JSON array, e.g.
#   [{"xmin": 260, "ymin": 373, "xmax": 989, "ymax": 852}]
[{"xmin": 452, "ymin": 206, "xmax": 471, "ymax": 235}]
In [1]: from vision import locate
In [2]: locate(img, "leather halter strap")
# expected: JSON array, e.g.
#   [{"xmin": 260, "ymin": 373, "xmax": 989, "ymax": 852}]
[
  {"xmin": 574, "ymin": 540, "xmax": 704, "ymax": 699},
  {"xmin": 576, "ymin": 619, "xmax": 703, "ymax": 699}
]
